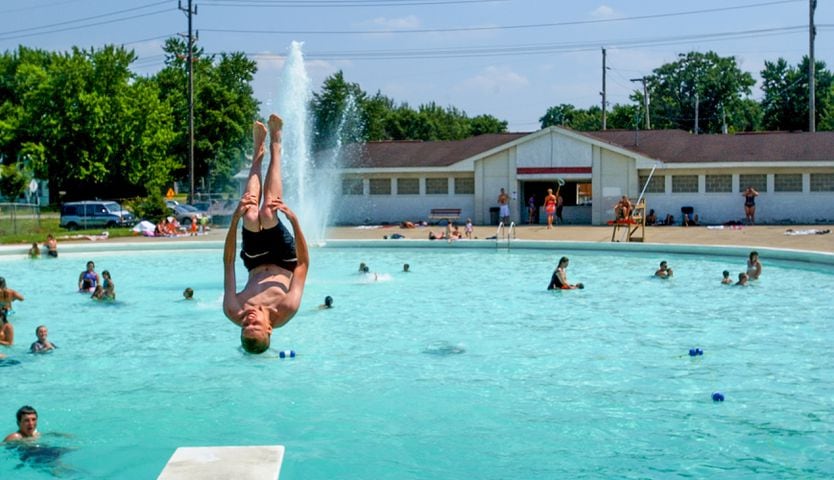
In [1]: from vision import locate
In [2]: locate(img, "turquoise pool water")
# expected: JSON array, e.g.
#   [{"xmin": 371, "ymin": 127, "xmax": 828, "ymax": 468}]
[{"xmin": 1, "ymin": 246, "xmax": 833, "ymax": 479}]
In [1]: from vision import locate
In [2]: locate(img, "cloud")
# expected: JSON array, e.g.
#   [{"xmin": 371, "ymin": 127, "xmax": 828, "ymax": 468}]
[
  {"xmin": 359, "ymin": 15, "xmax": 420, "ymax": 30},
  {"xmin": 590, "ymin": 5, "xmax": 617, "ymax": 18},
  {"xmin": 458, "ymin": 66, "xmax": 529, "ymax": 95}
]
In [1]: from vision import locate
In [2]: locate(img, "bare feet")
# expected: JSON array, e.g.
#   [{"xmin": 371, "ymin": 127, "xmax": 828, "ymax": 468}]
[
  {"xmin": 253, "ymin": 121, "xmax": 267, "ymax": 156},
  {"xmin": 268, "ymin": 114, "xmax": 283, "ymax": 139}
]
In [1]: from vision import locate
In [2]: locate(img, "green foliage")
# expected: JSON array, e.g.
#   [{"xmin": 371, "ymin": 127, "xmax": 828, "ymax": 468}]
[
  {"xmin": 0, "ymin": 163, "xmax": 30, "ymax": 200},
  {"xmin": 151, "ymin": 39, "xmax": 259, "ymax": 194},
  {"xmin": 123, "ymin": 192, "xmax": 168, "ymax": 222},
  {"xmin": 646, "ymin": 51, "xmax": 755, "ymax": 134},
  {"xmin": 0, "ymin": 45, "xmax": 179, "ymax": 201},
  {"xmin": 760, "ymin": 57, "xmax": 834, "ymax": 131},
  {"xmin": 310, "ymin": 70, "xmax": 508, "ymax": 146}
]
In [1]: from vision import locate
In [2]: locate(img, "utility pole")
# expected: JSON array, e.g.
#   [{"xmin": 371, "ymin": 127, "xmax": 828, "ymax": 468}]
[
  {"xmin": 630, "ymin": 77, "xmax": 650, "ymax": 129},
  {"xmin": 809, "ymin": 0, "xmax": 817, "ymax": 132},
  {"xmin": 601, "ymin": 47, "xmax": 607, "ymax": 130},
  {"xmin": 694, "ymin": 92, "xmax": 700, "ymax": 135},
  {"xmin": 179, "ymin": 0, "xmax": 198, "ymax": 203}
]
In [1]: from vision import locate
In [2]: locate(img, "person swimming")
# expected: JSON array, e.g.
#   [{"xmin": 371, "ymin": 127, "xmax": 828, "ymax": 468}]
[
  {"xmin": 0, "ymin": 277, "xmax": 24, "ymax": 318},
  {"xmin": 183, "ymin": 288, "xmax": 194, "ymax": 300},
  {"xmin": 78, "ymin": 261, "xmax": 99, "ymax": 292},
  {"xmin": 721, "ymin": 270, "xmax": 733, "ymax": 285},
  {"xmin": 319, "ymin": 296, "xmax": 333, "ymax": 309}
]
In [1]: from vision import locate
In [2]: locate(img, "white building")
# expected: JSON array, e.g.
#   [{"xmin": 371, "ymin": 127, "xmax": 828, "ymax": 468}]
[{"xmin": 327, "ymin": 127, "xmax": 834, "ymax": 226}]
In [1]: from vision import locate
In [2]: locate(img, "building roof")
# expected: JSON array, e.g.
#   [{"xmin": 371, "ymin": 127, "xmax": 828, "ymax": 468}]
[
  {"xmin": 335, "ymin": 128, "xmax": 834, "ymax": 169},
  {"xmin": 341, "ymin": 133, "xmax": 529, "ymax": 168},
  {"xmin": 580, "ymin": 129, "xmax": 834, "ymax": 163}
]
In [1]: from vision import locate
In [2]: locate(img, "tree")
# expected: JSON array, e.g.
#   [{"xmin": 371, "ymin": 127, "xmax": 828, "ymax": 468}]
[
  {"xmin": 0, "ymin": 45, "xmax": 179, "ymax": 201},
  {"xmin": 152, "ymin": 38, "xmax": 259, "ymax": 195},
  {"xmin": 0, "ymin": 163, "xmax": 29, "ymax": 200},
  {"xmin": 607, "ymin": 104, "xmax": 640, "ymax": 129},
  {"xmin": 310, "ymin": 71, "xmax": 508, "ymax": 144},
  {"xmin": 539, "ymin": 104, "xmax": 577, "ymax": 128},
  {"xmin": 310, "ymin": 70, "xmax": 367, "ymax": 151},
  {"xmin": 646, "ymin": 51, "xmax": 755, "ymax": 134},
  {"xmin": 760, "ymin": 56, "xmax": 834, "ymax": 131},
  {"xmin": 469, "ymin": 114, "xmax": 508, "ymax": 136}
]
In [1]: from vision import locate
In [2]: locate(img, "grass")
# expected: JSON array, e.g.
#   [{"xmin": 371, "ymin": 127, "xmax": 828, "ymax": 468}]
[{"xmin": 0, "ymin": 217, "xmax": 136, "ymax": 245}]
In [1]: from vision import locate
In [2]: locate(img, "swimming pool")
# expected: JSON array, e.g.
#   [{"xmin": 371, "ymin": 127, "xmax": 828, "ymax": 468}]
[{"xmin": 1, "ymin": 245, "xmax": 833, "ymax": 478}]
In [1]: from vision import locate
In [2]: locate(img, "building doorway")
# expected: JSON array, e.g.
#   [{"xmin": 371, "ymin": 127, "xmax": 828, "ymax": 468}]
[{"xmin": 521, "ymin": 180, "xmax": 591, "ymax": 224}]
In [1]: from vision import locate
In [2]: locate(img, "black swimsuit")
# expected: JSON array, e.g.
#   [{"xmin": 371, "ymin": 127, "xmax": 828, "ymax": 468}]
[
  {"xmin": 547, "ymin": 270, "xmax": 566, "ymax": 290},
  {"xmin": 240, "ymin": 221, "xmax": 298, "ymax": 272}
]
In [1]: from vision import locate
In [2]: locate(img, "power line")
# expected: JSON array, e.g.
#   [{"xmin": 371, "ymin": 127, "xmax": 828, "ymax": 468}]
[
  {"xmin": 0, "ymin": 8, "xmax": 174, "ymax": 42},
  {"xmin": 203, "ymin": 0, "xmax": 804, "ymax": 35},
  {"xmin": 202, "ymin": 0, "xmax": 502, "ymax": 6},
  {"xmin": 225, "ymin": 25, "xmax": 816, "ymax": 61},
  {"xmin": 0, "ymin": 1, "xmax": 170, "ymax": 37},
  {"xmin": 0, "ymin": 0, "xmax": 87, "ymax": 15},
  {"xmin": 121, "ymin": 33, "xmax": 178, "ymax": 46}
]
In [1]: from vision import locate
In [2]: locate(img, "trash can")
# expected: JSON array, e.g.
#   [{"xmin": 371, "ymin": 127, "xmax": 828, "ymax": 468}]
[{"xmin": 489, "ymin": 207, "xmax": 500, "ymax": 225}]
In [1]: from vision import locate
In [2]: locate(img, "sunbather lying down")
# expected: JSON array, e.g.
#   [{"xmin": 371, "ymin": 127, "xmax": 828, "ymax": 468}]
[{"xmin": 784, "ymin": 228, "xmax": 831, "ymax": 236}]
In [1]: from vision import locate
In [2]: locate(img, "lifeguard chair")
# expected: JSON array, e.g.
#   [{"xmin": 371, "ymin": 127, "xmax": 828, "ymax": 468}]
[{"xmin": 609, "ymin": 200, "xmax": 646, "ymax": 242}]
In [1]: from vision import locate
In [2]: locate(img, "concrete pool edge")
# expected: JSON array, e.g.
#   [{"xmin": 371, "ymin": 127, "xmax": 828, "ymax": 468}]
[{"xmin": 3, "ymin": 238, "xmax": 833, "ymax": 266}]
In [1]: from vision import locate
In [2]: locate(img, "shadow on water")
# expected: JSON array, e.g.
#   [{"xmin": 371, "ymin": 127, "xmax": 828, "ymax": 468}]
[
  {"xmin": 422, "ymin": 341, "xmax": 466, "ymax": 356},
  {"xmin": 6, "ymin": 441, "xmax": 77, "ymax": 477}
]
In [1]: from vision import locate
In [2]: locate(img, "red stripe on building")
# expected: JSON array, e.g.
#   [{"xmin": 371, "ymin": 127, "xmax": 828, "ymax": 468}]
[{"xmin": 517, "ymin": 167, "xmax": 592, "ymax": 174}]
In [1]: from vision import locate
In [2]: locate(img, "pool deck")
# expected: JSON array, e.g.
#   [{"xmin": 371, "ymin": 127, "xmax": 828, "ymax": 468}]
[
  {"xmin": 324, "ymin": 224, "xmax": 834, "ymax": 254},
  {"xmin": 13, "ymin": 224, "xmax": 833, "ymax": 254}
]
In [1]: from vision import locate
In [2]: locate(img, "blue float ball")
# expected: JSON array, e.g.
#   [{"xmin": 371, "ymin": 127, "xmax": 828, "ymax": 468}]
[
  {"xmin": 712, "ymin": 392, "xmax": 725, "ymax": 402},
  {"xmin": 279, "ymin": 350, "xmax": 295, "ymax": 359},
  {"xmin": 696, "ymin": 348, "xmax": 704, "ymax": 356}
]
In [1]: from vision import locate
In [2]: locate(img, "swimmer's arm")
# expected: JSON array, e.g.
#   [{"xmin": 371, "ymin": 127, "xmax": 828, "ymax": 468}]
[
  {"xmin": 273, "ymin": 206, "xmax": 309, "ymax": 327},
  {"xmin": 0, "ymin": 330, "xmax": 12, "ymax": 346},
  {"xmin": 222, "ymin": 213, "xmax": 243, "ymax": 322},
  {"xmin": 11, "ymin": 289, "xmax": 23, "ymax": 301}
]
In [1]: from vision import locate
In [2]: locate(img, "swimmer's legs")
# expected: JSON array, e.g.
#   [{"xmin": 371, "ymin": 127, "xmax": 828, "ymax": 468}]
[
  {"xmin": 260, "ymin": 114, "xmax": 284, "ymax": 230},
  {"xmin": 243, "ymin": 121, "xmax": 268, "ymax": 232}
]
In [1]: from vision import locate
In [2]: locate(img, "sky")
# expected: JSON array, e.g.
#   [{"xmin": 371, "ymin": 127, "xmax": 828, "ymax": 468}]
[{"xmin": 1, "ymin": 0, "xmax": 832, "ymax": 131}]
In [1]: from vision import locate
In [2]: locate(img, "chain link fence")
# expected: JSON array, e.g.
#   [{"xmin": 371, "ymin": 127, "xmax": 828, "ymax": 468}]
[{"xmin": 0, "ymin": 202, "xmax": 42, "ymax": 235}]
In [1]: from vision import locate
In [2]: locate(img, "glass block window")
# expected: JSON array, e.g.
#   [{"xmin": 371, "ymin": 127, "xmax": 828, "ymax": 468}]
[
  {"xmin": 369, "ymin": 178, "xmax": 391, "ymax": 195},
  {"xmin": 671, "ymin": 175, "xmax": 698, "ymax": 193},
  {"xmin": 397, "ymin": 178, "xmax": 419, "ymax": 195},
  {"xmin": 705, "ymin": 174, "xmax": 732, "ymax": 192},
  {"xmin": 810, "ymin": 173, "xmax": 834, "ymax": 192},
  {"xmin": 639, "ymin": 175, "xmax": 665, "ymax": 193},
  {"xmin": 774, "ymin": 173, "xmax": 802, "ymax": 192},
  {"xmin": 454, "ymin": 177, "xmax": 475, "ymax": 194},
  {"xmin": 739, "ymin": 174, "xmax": 767, "ymax": 192},
  {"xmin": 341, "ymin": 178, "xmax": 363, "ymax": 195},
  {"xmin": 425, "ymin": 178, "xmax": 449, "ymax": 195}
]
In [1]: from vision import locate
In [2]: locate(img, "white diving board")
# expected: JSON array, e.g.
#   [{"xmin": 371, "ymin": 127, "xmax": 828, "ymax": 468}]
[{"xmin": 158, "ymin": 445, "xmax": 285, "ymax": 480}]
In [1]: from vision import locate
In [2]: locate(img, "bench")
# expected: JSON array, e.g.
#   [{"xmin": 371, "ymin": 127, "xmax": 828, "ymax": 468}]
[{"xmin": 428, "ymin": 208, "xmax": 461, "ymax": 221}]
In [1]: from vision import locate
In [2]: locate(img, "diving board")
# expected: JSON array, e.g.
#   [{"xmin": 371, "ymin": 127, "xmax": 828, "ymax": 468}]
[{"xmin": 158, "ymin": 445, "xmax": 285, "ymax": 480}]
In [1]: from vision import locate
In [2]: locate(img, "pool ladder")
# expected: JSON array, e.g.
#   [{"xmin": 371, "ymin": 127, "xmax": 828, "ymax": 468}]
[{"xmin": 496, "ymin": 221, "xmax": 516, "ymax": 249}]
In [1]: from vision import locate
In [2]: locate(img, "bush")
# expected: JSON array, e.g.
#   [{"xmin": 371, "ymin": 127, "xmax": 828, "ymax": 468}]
[
  {"xmin": 124, "ymin": 192, "xmax": 168, "ymax": 222},
  {"xmin": 0, "ymin": 164, "xmax": 30, "ymax": 201}
]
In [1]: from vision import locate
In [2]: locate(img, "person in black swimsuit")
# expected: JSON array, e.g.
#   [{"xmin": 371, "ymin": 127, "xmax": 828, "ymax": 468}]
[
  {"xmin": 547, "ymin": 256, "xmax": 584, "ymax": 290},
  {"xmin": 743, "ymin": 186, "xmax": 759, "ymax": 225},
  {"xmin": 223, "ymin": 114, "xmax": 310, "ymax": 354}
]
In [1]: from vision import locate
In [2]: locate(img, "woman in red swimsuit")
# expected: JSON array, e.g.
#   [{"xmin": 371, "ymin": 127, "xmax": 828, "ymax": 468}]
[{"xmin": 543, "ymin": 188, "xmax": 557, "ymax": 230}]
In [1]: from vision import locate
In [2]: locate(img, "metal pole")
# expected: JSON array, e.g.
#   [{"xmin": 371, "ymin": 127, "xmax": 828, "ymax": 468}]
[
  {"xmin": 601, "ymin": 47, "xmax": 607, "ymax": 130},
  {"xmin": 187, "ymin": 0, "xmax": 195, "ymax": 203},
  {"xmin": 809, "ymin": 0, "xmax": 817, "ymax": 132},
  {"xmin": 630, "ymin": 77, "xmax": 650, "ymax": 130},
  {"xmin": 694, "ymin": 92, "xmax": 699, "ymax": 135}
]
